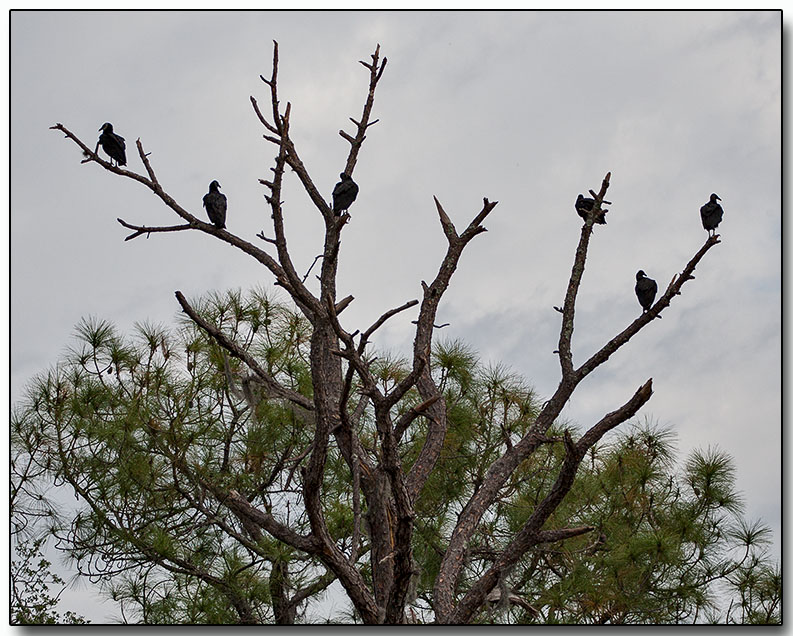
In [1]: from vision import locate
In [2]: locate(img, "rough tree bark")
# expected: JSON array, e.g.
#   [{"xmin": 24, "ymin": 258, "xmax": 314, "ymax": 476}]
[{"xmin": 50, "ymin": 41, "xmax": 720, "ymax": 624}]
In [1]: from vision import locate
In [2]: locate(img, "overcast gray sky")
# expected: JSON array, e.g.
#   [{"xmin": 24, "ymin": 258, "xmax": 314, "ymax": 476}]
[{"xmin": 10, "ymin": 10, "xmax": 781, "ymax": 622}]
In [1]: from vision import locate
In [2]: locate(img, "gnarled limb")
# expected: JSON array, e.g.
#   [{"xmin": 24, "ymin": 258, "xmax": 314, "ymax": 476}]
[
  {"xmin": 321, "ymin": 194, "xmax": 498, "ymax": 622},
  {"xmin": 405, "ymin": 197, "xmax": 498, "ymax": 503},
  {"xmin": 433, "ymin": 179, "xmax": 718, "ymax": 623},
  {"xmin": 50, "ymin": 124, "xmax": 306, "ymax": 304},
  {"xmin": 220, "ymin": 488, "xmax": 317, "ymax": 553},
  {"xmin": 362, "ymin": 299, "xmax": 419, "ymax": 345},
  {"xmin": 447, "ymin": 380, "xmax": 653, "ymax": 623},
  {"xmin": 288, "ymin": 570, "xmax": 337, "ymax": 617},
  {"xmin": 218, "ymin": 475, "xmax": 380, "ymax": 623}
]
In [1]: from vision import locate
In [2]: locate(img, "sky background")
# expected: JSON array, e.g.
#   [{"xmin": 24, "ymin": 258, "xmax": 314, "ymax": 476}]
[{"xmin": 10, "ymin": 10, "xmax": 781, "ymax": 622}]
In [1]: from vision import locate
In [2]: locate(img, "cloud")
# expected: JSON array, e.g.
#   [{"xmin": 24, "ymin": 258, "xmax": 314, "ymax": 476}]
[{"xmin": 10, "ymin": 10, "xmax": 782, "ymax": 617}]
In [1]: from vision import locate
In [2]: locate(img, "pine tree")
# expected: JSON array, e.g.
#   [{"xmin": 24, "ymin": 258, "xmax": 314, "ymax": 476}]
[
  {"xmin": 32, "ymin": 42, "xmax": 776, "ymax": 624},
  {"xmin": 12, "ymin": 293, "xmax": 779, "ymax": 623}
]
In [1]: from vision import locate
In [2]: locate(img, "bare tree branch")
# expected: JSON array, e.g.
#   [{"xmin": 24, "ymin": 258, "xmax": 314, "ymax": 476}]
[
  {"xmin": 342, "ymin": 44, "xmax": 387, "ymax": 176},
  {"xmin": 405, "ymin": 197, "xmax": 498, "ymax": 503},
  {"xmin": 575, "ymin": 234, "xmax": 721, "ymax": 382},
  {"xmin": 256, "ymin": 102, "xmax": 321, "ymax": 314},
  {"xmin": 116, "ymin": 218, "xmax": 192, "ymax": 242},
  {"xmin": 433, "ymin": 189, "xmax": 717, "ymax": 623},
  {"xmin": 175, "ymin": 290, "xmax": 313, "ymax": 411},
  {"xmin": 213, "ymin": 488, "xmax": 316, "ymax": 554},
  {"xmin": 558, "ymin": 172, "xmax": 611, "ymax": 381},
  {"xmin": 135, "ymin": 138, "xmax": 160, "ymax": 188},
  {"xmin": 302, "ymin": 254, "xmax": 324, "ymax": 284},
  {"xmin": 349, "ymin": 435, "xmax": 363, "ymax": 565},
  {"xmin": 448, "ymin": 380, "xmax": 653, "ymax": 623},
  {"xmin": 251, "ymin": 43, "xmax": 332, "ymax": 220},
  {"xmin": 362, "ymin": 299, "xmax": 419, "ymax": 344},
  {"xmin": 289, "ymin": 570, "xmax": 337, "ymax": 610},
  {"xmin": 434, "ymin": 196, "xmax": 458, "ymax": 241},
  {"xmin": 50, "ymin": 123, "xmax": 307, "ymax": 307}
]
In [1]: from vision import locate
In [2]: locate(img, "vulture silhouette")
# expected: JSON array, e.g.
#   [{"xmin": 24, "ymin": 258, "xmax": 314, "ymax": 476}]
[
  {"xmin": 635, "ymin": 270, "xmax": 658, "ymax": 313},
  {"xmin": 203, "ymin": 180, "xmax": 227, "ymax": 229},
  {"xmin": 700, "ymin": 193, "xmax": 723, "ymax": 237},
  {"xmin": 575, "ymin": 194, "xmax": 607, "ymax": 224},
  {"xmin": 332, "ymin": 173, "xmax": 359, "ymax": 216},
  {"xmin": 98, "ymin": 122, "xmax": 126, "ymax": 166}
]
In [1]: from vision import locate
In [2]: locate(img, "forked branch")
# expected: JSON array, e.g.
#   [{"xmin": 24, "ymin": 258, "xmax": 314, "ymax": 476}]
[
  {"xmin": 50, "ymin": 123, "xmax": 299, "ymax": 300},
  {"xmin": 251, "ymin": 42, "xmax": 335, "ymax": 218},
  {"xmin": 116, "ymin": 218, "xmax": 192, "ymax": 242},
  {"xmin": 341, "ymin": 44, "xmax": 388, "ymax": 176},
  {"xmin": 434, "ymin": 174, "xmax": 718, "ymax": 623},
  {"xmin": 448, "ymin": 379, "xmax": 653, "ymax": 623},
  {"xmin": 575, "ymin": 234, "xmax": 720, "ymax": 382},
  {"xmin": 403, "ymin": 197, "xmax": 498, "ymax": 504}
]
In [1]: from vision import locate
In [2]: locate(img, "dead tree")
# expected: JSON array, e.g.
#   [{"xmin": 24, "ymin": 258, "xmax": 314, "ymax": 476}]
[{"xmin": 50, "ymin": 41, "xmax": 720, "ymax": 624}]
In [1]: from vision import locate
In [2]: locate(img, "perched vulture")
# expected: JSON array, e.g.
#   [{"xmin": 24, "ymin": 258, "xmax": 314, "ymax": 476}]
[
  {"xmin": 203, "ymin": 180, "xmax": 227, "ymax": 229},
  {"xmin": 635, "ymin": 270, "xmax": 657, "ymax": 313},
  {"xmin": 700, "ymin": 193, "xmax": 723, "ymax": 237},
  {"xmin": 98, "ymin": 122, "xmax": 126, "ymax": 166},
  {"xmin": 575, "ymin": 194, "xmax": 607, "ymax": 224},
  {"xmin": 332, "ymin": 173, "xmax": 359, "ymax": 215}
]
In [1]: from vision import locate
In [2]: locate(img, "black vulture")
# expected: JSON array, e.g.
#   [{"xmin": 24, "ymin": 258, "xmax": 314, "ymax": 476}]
[
  {"xmin": 575, "ymin": 194, "xmax": 607, "ymax": 224},
  {"xmin": 700, "ymin": 193, "xmax": 723, "ymax": 237},
  {"xmin": 203, "ymin": 180, "xmax": 227, "ymax": 229},
  {"xmin": 98, "ymin": 122, "xmax": 126, "ymax": 166},
  {"xmin": 635, "ymin": 270, "xmax": 657, "ymax": 313},
  {"xmin": 332, "ymin": 173, "xmax": 359, "ymax": 215}
]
